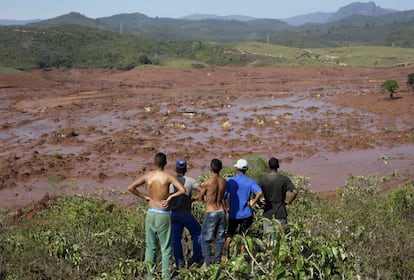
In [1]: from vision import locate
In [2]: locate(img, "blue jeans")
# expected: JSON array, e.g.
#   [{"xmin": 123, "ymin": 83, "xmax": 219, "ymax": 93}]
[
  {"xmin": 263, "ymin": 217, "xmax": 288, "ymax": 232},
  {"xmin": 201, "ymin": 210, "xmax": 226, "ymax": 265},
  {"xmin": 171, "ymin": 211, "xmax": 202, "ymax": 268},
  {"xmin": 263, "ymin": 217, "xmax": 287, "ymax": 242}
]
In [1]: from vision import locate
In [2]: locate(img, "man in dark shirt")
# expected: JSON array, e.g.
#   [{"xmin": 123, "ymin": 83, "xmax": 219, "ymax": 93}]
[
  {"xmin": 169, "ymin": 158, "xmax": 203, "ymax": 269},
  {"xmin": 258, "ymin": 157, "xmax": 298, "ymax": 229}
]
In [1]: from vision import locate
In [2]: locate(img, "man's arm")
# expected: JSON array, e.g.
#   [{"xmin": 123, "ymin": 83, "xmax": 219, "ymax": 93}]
[
  {"xmin": 166, "ymin": 175, "xmax": 186, "ymax": 202},
  {"xmin": 193, "ymin": 184, "xmax": 207, "ymax": 201},
  {"xmin": 127, "ymin": 175, "xmax": 151, "ymax": 201},
  {"xmin": 248, "ymin": 182, "xmax": 263, "ymax": 207},
  {"xmin": 285, "ymin": 189, "xmax": 299, "ymax": 205},
  {"xmin": 249, "ymin": 191, "xmax": 263, "ymax": 207}
]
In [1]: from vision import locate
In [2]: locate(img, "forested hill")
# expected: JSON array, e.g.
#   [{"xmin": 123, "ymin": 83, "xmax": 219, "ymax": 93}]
[
  {"xmin": 271, "ymin": 13, "xmax": 414, "ymax": 48},
  {"xmin": 28, "ymin": 12, "xmax": 292, "ymax": 42},
  {"xmin": 25, "ymin": 9, "xmax": 414, "ymax": 48}
]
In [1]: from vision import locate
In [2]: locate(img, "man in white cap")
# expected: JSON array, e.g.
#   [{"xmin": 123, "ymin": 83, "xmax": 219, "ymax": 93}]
[{"xmin": 224, "ymin": 158, "xmax": 262, "ymax": 258}]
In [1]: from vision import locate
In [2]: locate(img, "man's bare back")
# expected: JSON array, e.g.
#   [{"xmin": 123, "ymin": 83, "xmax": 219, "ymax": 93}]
[
  {"xmin": 198, "ymin": 173, "xmax": 226, "ymax": 212},
  {"xmin": 128, "ymin": 166, "xmax": 185, "ymax": 209}
]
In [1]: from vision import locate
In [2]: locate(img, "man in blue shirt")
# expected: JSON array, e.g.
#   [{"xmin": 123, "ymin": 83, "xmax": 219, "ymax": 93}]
[{"xmin": 225, "ymin": 159, "xmax": 262, "ymax": 258}]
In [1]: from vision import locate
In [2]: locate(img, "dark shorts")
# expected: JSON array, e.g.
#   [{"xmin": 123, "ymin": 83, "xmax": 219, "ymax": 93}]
[{"xmin": 226, "ymin": 216, "xmax": 254, "ymax": 237}]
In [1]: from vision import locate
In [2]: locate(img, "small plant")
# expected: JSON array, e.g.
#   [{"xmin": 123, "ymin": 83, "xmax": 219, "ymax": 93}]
[
  {"xmin": 378, "ymin": 154, "xmax": 392, "ymax": 165},
  {"xmin": 381, "ymin": 79, "xmax": 399, "ymax": 99},
  {"xmin": 47, "ymin": 174, "xmax": 64, "ymax": 183},
  {"xmin": 384, "ymin": 127, "xmax": 400, "ymax": 133},
  {"xmin": 52, "ymin": 152, "xmax": 63, "ymax": 159},
  {"xmin": 408, "ymin": 73, "xmax": 414, "ymax": 92}
]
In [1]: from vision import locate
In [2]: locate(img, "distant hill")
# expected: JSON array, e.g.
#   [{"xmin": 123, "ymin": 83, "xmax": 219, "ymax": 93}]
[
  {"xmin": 181, "ymin": 14, "xmax": 257, "ymax": 22},
  {"xmin": 283, "ymin": 1, "xmax": 397, "ymax": 25},
  {"xmin": 0, "ymin": 19, "xmax": 42, "ymax": 26},
  {"xmin": 328, "ymin": 1, "xmax": 395, "ymax": 22},
  {"xmin": 31, "ymin": 12, "xmax": 101, "ymax": 28},
  {"xmin": 283, "ymin": 12, "xmax": 333, "ymax": 26},
  {"xmin": 272, "ymin": 11, "xmax": 414, "ymax": 48},
  {"xmin": 28, "ymin": 12, "xmax": 293, "ymax": 42}
]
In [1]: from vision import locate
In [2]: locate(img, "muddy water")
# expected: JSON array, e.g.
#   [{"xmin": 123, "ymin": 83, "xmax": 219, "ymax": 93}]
[
  {"xmin": 2, "ymin": 92, "xmax": 413, "ymax": 208},
  {"xmin": 1, "ymin": 67, "xmax": 413, "ymax": 209}
]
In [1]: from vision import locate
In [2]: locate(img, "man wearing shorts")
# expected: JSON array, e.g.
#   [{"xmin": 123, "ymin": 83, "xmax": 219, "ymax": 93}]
[{"xmin": 225, "ymin": 159, "xmax": 262, "ymax": 257}]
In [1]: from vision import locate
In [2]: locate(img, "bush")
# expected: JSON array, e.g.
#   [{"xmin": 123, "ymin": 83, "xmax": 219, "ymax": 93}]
[
  {"xmin": 138, "ymin": 54, "xmax": 152, "ymax": 65},
  {"xmin": 180, "ymin": 221, "xmax": 357, "ymax": 279},
  {"xmin": 408, "ymin": 73, "xmax": 414, "ymax": 91},
  {"xmin": 381, "ymin": 79, "xmax": 399, "ymax": 99},
  {"xmin": 0, "ymin": 196, "xmax": 147, "ymax": 279}
]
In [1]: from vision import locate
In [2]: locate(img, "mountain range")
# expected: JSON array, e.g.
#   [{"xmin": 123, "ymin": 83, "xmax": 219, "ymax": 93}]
[
  {"xmin": 182, "ymin": 1, "xmax": 397, "ymax": 25},
  {"xmin": 0, "ymin": 1, "xmax": 405, "ymax": 27},
  {"xmin": 1, "ymin": 2, "xmax": 413, "ymax": 48}
]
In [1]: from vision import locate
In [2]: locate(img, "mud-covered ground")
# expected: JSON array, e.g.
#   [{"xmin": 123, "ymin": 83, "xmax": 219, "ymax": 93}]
[{"xmin": 1, "ymin": 66, "xmax": 413, "ymax": 209}]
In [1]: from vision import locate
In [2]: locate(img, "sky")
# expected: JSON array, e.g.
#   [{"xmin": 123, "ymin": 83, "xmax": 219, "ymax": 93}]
[{"xmin": 0, "ymin": 0, "xmax": 413, "ymax": 20}]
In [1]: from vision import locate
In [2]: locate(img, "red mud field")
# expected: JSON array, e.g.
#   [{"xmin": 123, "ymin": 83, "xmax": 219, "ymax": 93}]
[{"xmin": 1, "ymin": 66, "xmax": 414, "ymax": 209}]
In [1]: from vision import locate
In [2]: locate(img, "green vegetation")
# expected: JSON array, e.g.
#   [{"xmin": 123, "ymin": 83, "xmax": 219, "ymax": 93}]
[
  {"xmin": 0, "ymin": 25, "xmax": 247, "ymax": 70},
  {"xmin": 0, "ymin": 67, "xmax": 21, "ymax": 75},
  {"xmin": 1, "ymin": 25, "xmax": 414, "ymax": 71},
  {"xmin": 226, "ymin": 43, "xmax": 414, "ymax": 67},
  {"xmin": 270, "ymin": 16, "xmax": 414, "ymax": 48},
  {"xmin": 408, "ymin": 73, "xmax": 414, "ymax": 92},
  {"xmin": 381, "ymin": 79, "xmax": 399, "ymax": 99},
  {"xmin": 1, "ymin": 157, "xmax": 413, "ymax": 279}
]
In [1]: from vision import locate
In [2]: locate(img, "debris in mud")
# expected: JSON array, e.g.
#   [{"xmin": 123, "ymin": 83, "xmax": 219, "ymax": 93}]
[
  {"xmin": 179, "ymin": 108, "xmax": 201, "ymax": 116},
  {"xmin": 50, "ymin": 128, "xmax": 79, "ymax": 144}
]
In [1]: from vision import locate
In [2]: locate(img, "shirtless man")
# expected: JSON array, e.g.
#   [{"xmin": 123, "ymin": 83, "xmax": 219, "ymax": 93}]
[
  {"xmin": 195, "ymin": 158, "xmax": 227, "ymax": 266},
  {"xmin": 127, "ymin": 152, "xmax": 185, "ymax": 280}
]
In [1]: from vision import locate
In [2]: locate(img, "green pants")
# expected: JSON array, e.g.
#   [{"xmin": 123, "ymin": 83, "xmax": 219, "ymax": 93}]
[{"xmin": 145, "ymin": 208, "xmax": 172, "ymax": 280}]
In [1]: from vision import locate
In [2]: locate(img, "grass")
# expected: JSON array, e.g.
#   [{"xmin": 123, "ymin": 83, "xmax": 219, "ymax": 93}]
[
  {"xmin": 162, "ymin": 58, "xmax": 207, "ymax": 68},
  {"xmin": 0, "ymin": 67, "xmax": 21, "ymax": 75},
  {"xmin": 319, "ymin": 46, "xmax": 414, "ymax": 67},
  {"xmin": 228, "ymin": 42, "xmax": 414, "ymax": 67}
]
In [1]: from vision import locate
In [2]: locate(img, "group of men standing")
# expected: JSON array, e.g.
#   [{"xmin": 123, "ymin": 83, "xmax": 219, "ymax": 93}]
[{"xmin": 127, "ymin": 152, "xmax": 298, "ymax": 280}]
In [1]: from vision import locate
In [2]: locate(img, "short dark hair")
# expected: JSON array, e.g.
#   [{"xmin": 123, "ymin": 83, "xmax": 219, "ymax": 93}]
[
  {"xmin": 210, "ymin": 158, "xmax": 222, "ymax": 173},
  {"xmin": 176, "ymin": 166, "xmax": 187, "ymax": 174},
  {"xmin": 268, "ymin": 157, "xmax": 279, "ymax": 170},
  {"xmin": 155, "ymin": 152, "xmax": 167, "ymax": 167}
]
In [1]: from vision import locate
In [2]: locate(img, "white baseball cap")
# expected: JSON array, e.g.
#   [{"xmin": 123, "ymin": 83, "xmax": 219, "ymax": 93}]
[{"xmin": 234, "ymin": 159, "xmax": 248, "ymax": 171}]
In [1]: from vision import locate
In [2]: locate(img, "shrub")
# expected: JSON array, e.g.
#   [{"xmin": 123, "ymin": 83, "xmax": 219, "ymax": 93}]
[
  {"xmin": 180, "ymin": 221, "xmax": 357, "ymax": 279},
  {"xmin": 138, "ymin": 54, "xmax": 152, "ymax": 65},
  {"xmin": 381, "ymin": 79, "xmax": 399, "ymax": 99},
  {"xmin": 408, "ymin": 73, "xmax": 414, "ymax": 91},
  {"xmin": 0, "ymin": 196, "xmax": 147, "ymax": 279}
]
